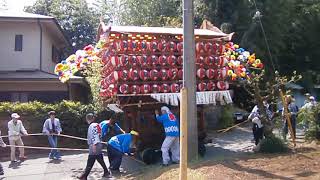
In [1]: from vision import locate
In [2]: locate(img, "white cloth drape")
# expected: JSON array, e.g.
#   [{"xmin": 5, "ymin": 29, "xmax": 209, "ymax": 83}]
[{"xmin": 150, "ymin": 91, "xmax": 232, "ymax": 106}]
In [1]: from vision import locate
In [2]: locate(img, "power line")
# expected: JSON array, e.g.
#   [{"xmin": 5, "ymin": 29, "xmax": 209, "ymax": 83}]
[{"xmin": 252, "ymin": 0, "xmax": 277, "ymax": 72}]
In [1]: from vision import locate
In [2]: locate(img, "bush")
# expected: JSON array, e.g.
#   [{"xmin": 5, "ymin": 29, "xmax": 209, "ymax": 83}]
[
  {"xmin": 259, "ymin": 135, "xmax": 289, "ymax": 153},
  {"xmin": 218, "ymin": 104, "xmax": 237, "ymax": 129},
  {"xmin": 0, "ymin": 101, "xmax": 114, "ymax": 143},
  {"xmin": 297, "ymin": 104, "xmax": 320, "ymax": 140}
]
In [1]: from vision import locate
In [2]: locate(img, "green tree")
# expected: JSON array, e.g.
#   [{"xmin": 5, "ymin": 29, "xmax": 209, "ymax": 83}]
[
  {"xmin": 94, "ymin": 0, "xmax": 182, "ymax": 27},
  {"xmin": 24, "ymin": 0, "xmax": 99, "ymax": 52}
]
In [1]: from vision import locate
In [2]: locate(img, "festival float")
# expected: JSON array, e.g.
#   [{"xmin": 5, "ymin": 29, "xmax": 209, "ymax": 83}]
[{"xmin": 54, "ymin": 21, "xmax": 263, "ymax": 163}]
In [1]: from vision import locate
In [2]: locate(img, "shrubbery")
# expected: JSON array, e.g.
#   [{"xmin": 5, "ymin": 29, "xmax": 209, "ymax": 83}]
[
  {"xmin": 297, "ymin": 104, "xmax": 320, "ymax": 141},
  {"xmin": 0, "ymin": 101, "xmax": 113, "ymax": 140},
  {"xmin": 258, "ymin": 135, "xmax": 289, "ymax": 153}
]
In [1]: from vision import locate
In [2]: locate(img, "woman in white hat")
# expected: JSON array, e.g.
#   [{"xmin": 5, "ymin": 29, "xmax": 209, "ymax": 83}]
[{"xmin": 7, "ymin": 113, "xmax": 28, "ymax": 163}]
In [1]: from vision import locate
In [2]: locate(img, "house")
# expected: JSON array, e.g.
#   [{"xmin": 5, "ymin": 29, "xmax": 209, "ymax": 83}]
[{"xmin": 0, "ymin": 10, "xmax": 88, "ymax": 103}]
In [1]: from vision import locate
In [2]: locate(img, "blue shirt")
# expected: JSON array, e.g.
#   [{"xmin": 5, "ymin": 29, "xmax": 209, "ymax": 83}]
[
  {"xmin": 156, "ymin": 113, "xmax": 179, "ymax": 137},
  {"xmin": 100, "ymin": 120, "xmax": 122, "ymax": 138},
  {"xmin": 108, "ymin": 133, "xmax": 132, "ymax": 153}
]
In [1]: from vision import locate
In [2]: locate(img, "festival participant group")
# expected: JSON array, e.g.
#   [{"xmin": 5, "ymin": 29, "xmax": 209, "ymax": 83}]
[{"xmin": 0, "ymin": 106, "xmax": 180, "ymax": 179}]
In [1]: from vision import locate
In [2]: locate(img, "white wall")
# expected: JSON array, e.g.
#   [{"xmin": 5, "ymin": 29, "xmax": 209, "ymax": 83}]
[
  {"xmin": 41, "ymin": 27, "xmax": 58, "ymax": 74},
  {"xmin": 0, "ymin": 21, "xmax": 40, "ymax": 71}
]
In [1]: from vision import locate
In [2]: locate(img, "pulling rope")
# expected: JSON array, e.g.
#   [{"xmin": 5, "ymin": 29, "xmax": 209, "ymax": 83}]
[{"xmin": 1, "ymin": 133, "xmax": 146, "ymax": 165}]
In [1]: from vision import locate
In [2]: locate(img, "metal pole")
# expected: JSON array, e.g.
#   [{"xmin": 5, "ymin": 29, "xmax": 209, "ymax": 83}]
[{"xmin": 182, "ymin": 0, "xmax": 198, "ymax": 162}]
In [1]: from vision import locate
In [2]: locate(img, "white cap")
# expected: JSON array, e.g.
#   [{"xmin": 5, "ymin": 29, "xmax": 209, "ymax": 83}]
[
  {"xmin": 11, "ymin": 113, "xmax": 20, "ymax": 119},
  {"xmin": 310, "ymin": 96, "xmax": 315, "ymax": 100}
]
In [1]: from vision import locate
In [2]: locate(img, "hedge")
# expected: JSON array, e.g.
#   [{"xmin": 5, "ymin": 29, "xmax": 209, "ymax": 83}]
[{"xmin": 0, "ymin": 101, "xmax": 114, "ymax": 147}]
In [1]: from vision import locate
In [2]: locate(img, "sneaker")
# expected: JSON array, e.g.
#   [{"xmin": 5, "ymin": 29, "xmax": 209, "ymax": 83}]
[
  {"xmin": 19, "ymin": 156, "xmax": 27, "ymax": 161},
  {"xmin": 77, "ymin": 174, "xmax": 87, "ymax": 180},
  {"xmin": 102, "ymin": 171, "xmax": 112, "ymax": 178},
  {"xmin": 172, "ymin": 161, "xmax": 179, "ymax": 164},
  {"xmin": 0, "ymin": 171, "xmax": 4, "ymax": 175},
  {"xmin": 53, "ymin": 156, "xmax": 61, "ymax": 160},
  {"xmin": 11, "ymin": 160, "xmax": 19, "ymax": 164},
  {"xmin": 161, "ymin": 164, "xmax": 169, "ymax": 167}
]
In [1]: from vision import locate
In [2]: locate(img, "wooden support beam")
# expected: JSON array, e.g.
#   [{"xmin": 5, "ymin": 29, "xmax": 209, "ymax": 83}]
[{"xmin": 180, "ymin": 87, "xmax": 188, "ymax": 180}]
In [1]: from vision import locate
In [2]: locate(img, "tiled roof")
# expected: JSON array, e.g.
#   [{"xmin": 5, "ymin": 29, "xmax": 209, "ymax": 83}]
[
  {"xmin": 0, "ymin": 70, "xmax": 83, "ymax": 81},
  {"xmin": 0, "ymin": 10, "xmax": 52, "ymax": 19},
  {"xmin": 110, "ymin": 26, "xmax": 229, "ymax": 37}
]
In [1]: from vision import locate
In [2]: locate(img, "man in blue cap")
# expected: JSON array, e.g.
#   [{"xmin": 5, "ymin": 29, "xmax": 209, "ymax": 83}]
[{"xmin": 107, "ymin": 130, "xmax": 139, "ymax": 173}]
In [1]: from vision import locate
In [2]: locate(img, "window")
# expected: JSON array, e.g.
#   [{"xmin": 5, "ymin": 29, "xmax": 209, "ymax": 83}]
[{"xmin": 15, "ymin": 34, "xmax": 23, "ymax": 51}]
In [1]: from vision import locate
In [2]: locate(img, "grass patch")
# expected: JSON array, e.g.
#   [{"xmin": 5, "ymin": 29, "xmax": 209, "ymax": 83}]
[{"xmin": 259, "ymin": 135, "xmax": 289, "ymax": 153}]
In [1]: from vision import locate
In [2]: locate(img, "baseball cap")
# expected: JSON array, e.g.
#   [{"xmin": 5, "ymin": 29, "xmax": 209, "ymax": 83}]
[
  {"xmin": 130, "ymin": 130, "xmax": 139, "ymax": 136},
  {"xmin": 309, "ymin": 96, "xmax": 315, "ymax": 100},
  {"xmin": 48, "ymin": 111, "xmax": 56, "ymax": 115},
  {"xmin": 11, "ymin": 113, "xmax": 20, "ymax": 119}
]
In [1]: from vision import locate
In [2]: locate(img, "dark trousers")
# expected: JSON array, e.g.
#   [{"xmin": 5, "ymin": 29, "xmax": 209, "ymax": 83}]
[
  {"xmin": 252, "ymin": 124, "xmax": 264, "ymax": 145},
  {"xmin": 283, "ymin": 116, "xmax": 296, "ymax": 139},
  {"xmin": 83, "ymin": 154, "xmax": 109, "ymax": 178},
  {"xmin": 107, "ymin": 145, "xmax": 123, "ymax": 171},
  {"xmin": 0, "ymin": 163, "xmax": 3, "ymax": 174}
]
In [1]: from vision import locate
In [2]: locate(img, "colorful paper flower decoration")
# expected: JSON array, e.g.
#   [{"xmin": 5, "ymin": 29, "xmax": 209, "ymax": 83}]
[{"xmin": 223, "ymin": 42, "xmax": 264, "ymax": 81}]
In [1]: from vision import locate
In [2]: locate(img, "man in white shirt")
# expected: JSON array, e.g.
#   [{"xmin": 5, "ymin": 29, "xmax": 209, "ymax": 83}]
[{"xmin": 8, "ymin": 113, "xmax": 28, "ymax": 163}]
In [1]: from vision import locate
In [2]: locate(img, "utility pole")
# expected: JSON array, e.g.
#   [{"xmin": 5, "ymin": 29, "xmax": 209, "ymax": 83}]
[{"xmin": 182, "ymin": 0, "xmax": 198, "ymax": 163}]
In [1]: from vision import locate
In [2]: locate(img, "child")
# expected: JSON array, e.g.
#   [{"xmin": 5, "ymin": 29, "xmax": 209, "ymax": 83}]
[
  {"xmin": 42, "ymin": 111, "xmax": 62, "ymax": 160},
  {"xmin": 155, "ymin": 106, "xmax": 180, "ymax": 166},
  {"xmin": 8, "ymin": 113, "xmax": 28, "ymax": 163},
  {"xmin": 78, "ymin": 113, "xmax": 110, "ymax": 180},
  {"xmin": 107, "ymin": 130, "xmax": 139, "ymax": 173},
  {"xmin": 0, "ymin": 130, "xmax": 6, "ymax": 175}
]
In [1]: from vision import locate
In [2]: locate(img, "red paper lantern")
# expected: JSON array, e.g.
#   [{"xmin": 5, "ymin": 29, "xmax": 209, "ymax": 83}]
[
  {"xmin": 168, "ymin": 55, "xmax": 177, "ymax": 66},
  {"xmin": 129, "ymin": 69, "xmax": 140, "ymax": 81},
  {"xmin": 168, "ymin": 41, "xmax": 177, "ymax": 51},
  {"xmin": 141, "ymin": 84, "xmax": 151, "ymax": 94},
  {"xmin": 139, "ymin": 55, "xmax": 151, "ymax": 66},
  {"xmin": 212, "ymin": 42, "xmax": 218, "ymax": 54},
  {"xmin": 159, "ymin": 69, "xmax": 169, "ymax": 80},
  {"xmin": 109, "ymin": 41, "xmax": 117, "ymax": 50},
  {"xmin": 198, "ymin": 82, "xmax": 207, "ymax": 91},
  {"xmin": 177, "ymin": 42, "xmax": 183, "ymax": 52},
  {"xmin": 177, "ymin": 56, "xmax": 183, "ymax": 65},
  {"xmin": 150, "ymin": 41, "xmax": 158, "ymax": 52},
  {"xmin": 217, "ymin": 81, "xmax": 229, "ymax": 90},
  {"xmin": 168, "ymin": 68, "xmax": 179, "ymax": 80},
  {"xmin": 204, "ymin": 42, "xmax": 213, "ymax": 52},
  {"xmin": 110, "ymin": 56, "xmax": 119, "ymax": 66},
  {"xmin": 206, "ymin": 69, "xmax": 215, "ymax": 79},
  {"xmin": 150, "ymin": 69, "xmax": 159, "ymax": 80},
  {"xmin": 205, "ymin": 56, "xmax": 215, "ymax": 66},
  {"xmin": 217, "ymin": 67, "xmax": 227, "ymax": 80},
  {"xmin": 128, "ymin": 41, "xmax": 139, "ymax": 51},
  {"xmin": 140, "ymin": 41, "xmax": 149, "ymax": 52},
  {"xmin": 178, "ymin": 69, "xmax": 183, "ymax": 79},
  {"xmin": 119, "ymin": 70, "xmax": 130, "ymax": 81},
  {"xmin": 119, "ymin": 40, "xmax": 129, "ymax": 51},
  {"xmin": 131, "ymin": 85, "xmax": 141, "ymax": 94},
  {"xmin": 217, "ymin": 56, "xmax": 226, "ymax": 67},
  {"xmin": 119, "ymin": 84, "xmax": 130, "ymax": 94},
  {"xmin": 158, "ymin": 41, "xmax": 168, "ymax": 51},
  {"xmin": 159, "ymin": 55, "xmax": 167, "ymax": 66},
  {"xmin": 197, "ymin": 68, "xmax": 206, "ymax": 79},
  {"xmin": 196, "ymin": 56, "xmax": 204, "ymax": 64},
  {"xmin": 161, "ymin": 84, "xmax": 170, "ymax": 93},
  {"xmin": 196, "ymin": 42, "xmax": 204, "ymax": 53},
  {"xmin": 151, "ymin": 84, "xmax": 161, "ymax": 93},
  {"xmin": 151, "ymin": 55, "xmax": 159, "ymax": 66},
  {"xmin": 107, "ymin": 84, "xmax": 118, "ymax": 95},
  {"xmin": 170, "ymin": 83, "xmax": 180, "ymax": 93},
  {"xmin": 129, "ymin": 55, "xmax": 139, "ymax": 66},
  {"xmin": 104, "ymin": 71, "xmax": 119, "ymax": 84},
  {"xmin": 120, "ymin": 55, "xmax": 129, "ymax": 66},
  {"xmin": 207, "ymin": 81, "xmax": 215, "ymax": 91},
  {"xmin": 139, "ymin": 69, "xmax": 150, "ymax": 81}
]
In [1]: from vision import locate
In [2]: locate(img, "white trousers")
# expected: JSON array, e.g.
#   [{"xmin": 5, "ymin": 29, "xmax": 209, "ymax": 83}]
[{"xmin": 161, "ymin": 136, "xmax": 180, "ymax": 164}]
